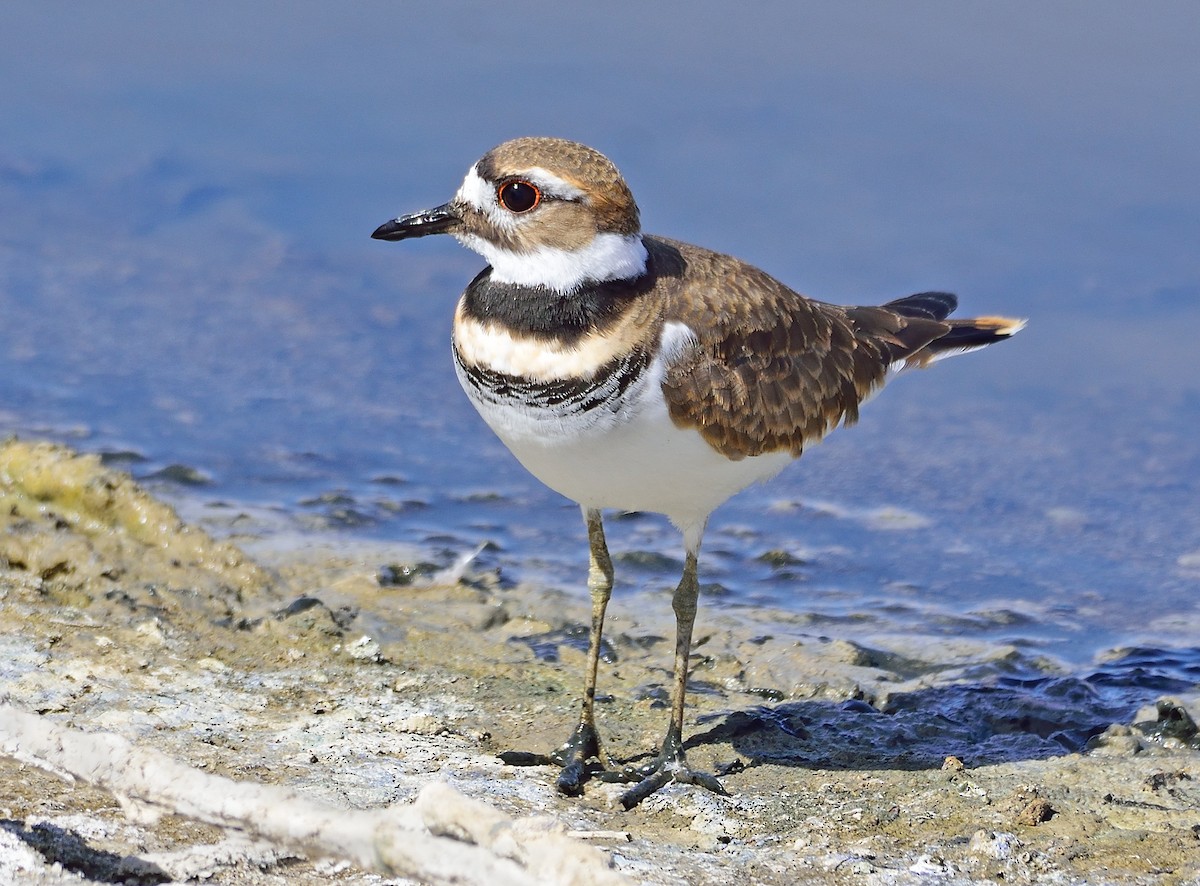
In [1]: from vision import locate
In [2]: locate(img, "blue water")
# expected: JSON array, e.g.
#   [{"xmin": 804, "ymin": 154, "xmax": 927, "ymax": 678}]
[{"xmin": 2, "ymin": 3, "xmax": 1199, "ymax": 669}]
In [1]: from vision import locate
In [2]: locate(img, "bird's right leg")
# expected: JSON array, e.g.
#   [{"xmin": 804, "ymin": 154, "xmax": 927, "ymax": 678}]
[{"xmin": 555, "ymin": 506, "xmax": 614, "ymax": 795}]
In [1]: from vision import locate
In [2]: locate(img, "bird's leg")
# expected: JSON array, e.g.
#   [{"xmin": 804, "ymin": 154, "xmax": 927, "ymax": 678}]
[
  {"xmin": 555, "ymin": 507, "xmax": 614, "ymax": 795},
  {"xmin": 620, "ymin": 544, "xmax": 727, "ymax": 809}
]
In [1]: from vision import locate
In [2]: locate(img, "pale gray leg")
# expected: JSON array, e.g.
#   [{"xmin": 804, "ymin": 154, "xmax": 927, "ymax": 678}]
[
  {"xmin": 555, "ymin": 507, "xmax": 614, "ymax": 795},
  {"xmin": 620, "ymin": 544, "xmax": 727, "ymax": 809}
]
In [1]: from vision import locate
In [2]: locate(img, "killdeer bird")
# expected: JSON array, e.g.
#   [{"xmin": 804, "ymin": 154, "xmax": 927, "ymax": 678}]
[{"xmin": 372, "ymin": 137, "xmax": 1024, "ymax": 808}]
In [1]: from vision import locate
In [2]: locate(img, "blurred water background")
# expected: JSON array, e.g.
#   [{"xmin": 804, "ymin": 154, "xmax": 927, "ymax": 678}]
[{"xmin": 2, "ymin": 3, "xmax": 1198, "ymax": 682}]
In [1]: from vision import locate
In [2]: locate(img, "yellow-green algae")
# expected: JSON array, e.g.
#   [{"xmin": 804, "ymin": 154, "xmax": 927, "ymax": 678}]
[{"xmin": 0, "ymin": 438, "xmax": 270, "ymax": 610}]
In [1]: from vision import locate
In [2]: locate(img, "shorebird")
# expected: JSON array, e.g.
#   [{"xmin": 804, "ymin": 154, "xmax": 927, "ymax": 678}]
[{"xmin": 372, "ymin": 137, "xmax": 1024, "ymax": 808}]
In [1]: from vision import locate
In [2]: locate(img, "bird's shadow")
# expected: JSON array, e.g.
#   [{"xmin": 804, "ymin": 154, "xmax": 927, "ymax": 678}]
[
  {"xmin": 680, "ymin": 647, "xmax": 1200, "ymax": 772},
  {"xmin": 686, "ymin": 686, "xmax": 1101, "ymax": 773}
]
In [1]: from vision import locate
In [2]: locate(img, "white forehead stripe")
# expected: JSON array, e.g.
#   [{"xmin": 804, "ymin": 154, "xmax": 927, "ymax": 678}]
[
  {"xmin": 454, "ymin": 164, "xmax": 493, "ymax": 211},
  {"xmin": 455, "ymin": 231, "xmax": 649, "ymax": 292}
]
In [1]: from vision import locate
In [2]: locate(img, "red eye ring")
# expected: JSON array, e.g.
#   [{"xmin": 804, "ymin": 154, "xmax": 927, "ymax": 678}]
[{"xmin": 497, "ymin": 180, "xmax": 541, "ymax": 213}]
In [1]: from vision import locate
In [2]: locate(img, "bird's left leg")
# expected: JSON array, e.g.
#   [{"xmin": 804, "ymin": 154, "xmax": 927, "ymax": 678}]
[{"xmin": 619, "ymin": 538, "xmax": 727, "ymax": 809}]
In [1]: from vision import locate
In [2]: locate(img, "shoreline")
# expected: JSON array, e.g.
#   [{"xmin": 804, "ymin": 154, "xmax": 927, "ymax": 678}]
[{"xmin": 2, "ymin": 439, "xmax": 1198, "ymax": 884}]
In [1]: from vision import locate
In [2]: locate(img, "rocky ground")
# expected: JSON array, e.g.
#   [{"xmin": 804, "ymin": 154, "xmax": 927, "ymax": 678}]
[{"xmin": 1, "ymin": 439, "xmax": 1198, "ymax": 885}]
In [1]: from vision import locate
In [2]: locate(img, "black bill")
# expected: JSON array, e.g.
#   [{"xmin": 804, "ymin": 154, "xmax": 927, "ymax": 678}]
[{"xmin": 371, "ymin": 203, "xmax": 460, "ymax": 241}]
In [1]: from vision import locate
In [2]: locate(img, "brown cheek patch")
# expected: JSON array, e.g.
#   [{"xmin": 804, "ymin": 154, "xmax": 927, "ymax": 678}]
[{"xmin": 522, "ymin": 201, "xmax": 596, "ymax": 252}]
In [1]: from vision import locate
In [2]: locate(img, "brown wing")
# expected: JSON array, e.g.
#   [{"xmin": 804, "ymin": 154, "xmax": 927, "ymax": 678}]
[{"xmin": 651, "ymin": 238, "xmax": 951, "ymax": 460}]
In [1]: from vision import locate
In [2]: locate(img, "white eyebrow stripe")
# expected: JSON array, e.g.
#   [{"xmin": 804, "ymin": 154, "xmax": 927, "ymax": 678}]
[{"xmin": 521, "ymin": 167, "xmax": 585, "ymax": 202}]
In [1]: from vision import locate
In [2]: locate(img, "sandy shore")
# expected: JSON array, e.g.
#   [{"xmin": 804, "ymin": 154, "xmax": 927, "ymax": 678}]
[{"xmin": 1, "ymin": 439, "xmax": 1198, "ymax": 885}]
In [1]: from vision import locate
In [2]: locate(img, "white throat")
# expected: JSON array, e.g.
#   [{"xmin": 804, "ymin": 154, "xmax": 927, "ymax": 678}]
[{"xmin": 455, "ymin": 230, "xmax": 648, "ymax": 293}]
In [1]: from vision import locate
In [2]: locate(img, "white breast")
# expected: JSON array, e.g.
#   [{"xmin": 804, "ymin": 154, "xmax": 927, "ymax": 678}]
[{"xmin": 453, "ymin": 321, "xmax": 792, "ymax": 537}]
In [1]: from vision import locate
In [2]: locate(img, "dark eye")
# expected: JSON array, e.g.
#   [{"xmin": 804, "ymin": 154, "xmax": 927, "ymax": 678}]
[{"xmin": 497, "ymin": 180, "xmax": 541, "ymax": 213}]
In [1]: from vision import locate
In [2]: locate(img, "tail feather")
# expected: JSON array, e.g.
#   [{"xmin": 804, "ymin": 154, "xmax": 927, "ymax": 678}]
[
  {"xmin": 884, "ymin": 291, "xmax": 958, "ymax": 321},
  {"xmin": 939, "ymin": 315, "xmax": 1027, "ymax": 349},
  {"xmin": 878, "ymin": 291, "xmax": 1026, "ymax": 370},
  {"xmin": 912, "ymin": 315, "xmax": 1026, "ymax": 367}
]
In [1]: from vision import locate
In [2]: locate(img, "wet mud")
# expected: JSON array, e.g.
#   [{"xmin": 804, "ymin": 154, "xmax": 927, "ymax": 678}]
[{"xmin": 2, "ymin": 440, "xmax": 1199, "ymax": 884}]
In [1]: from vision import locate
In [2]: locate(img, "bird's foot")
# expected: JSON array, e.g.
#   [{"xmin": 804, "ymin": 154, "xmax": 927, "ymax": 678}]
[
  {"xmin": 552, "ymin": 719, "xmax": 609, "ymax": 796},
  {"xmin": 497, "ymin": 720, "xmax": 614, "ymax": 795},
  {"xmin": 617, "ymin": 745, "xmax": 727, "ymax": 809}
]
